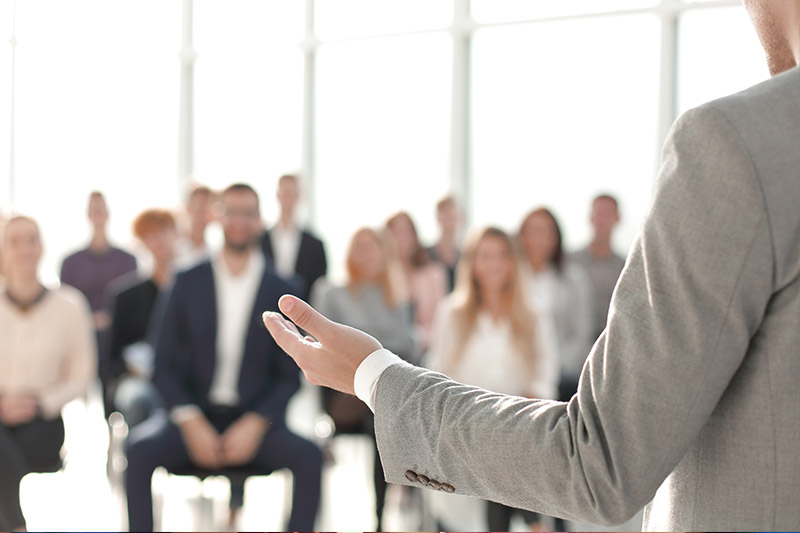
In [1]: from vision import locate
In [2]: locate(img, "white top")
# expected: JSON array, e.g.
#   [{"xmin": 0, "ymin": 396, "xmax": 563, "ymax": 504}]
[
  {"xmin": 0, "ymin": 286, "xmax": 96, "ymax": 418},
  {"xmin": 422, "ymin": 295, "xmax": 559, "ymax": 530},
  {"xmin": 271, "ymin": 223, "xmax": 301, "ymax": 279},
  {"xmin": 523, "ymin": 262, "xmax": 594, "ymax": 379},
  {"xmin": 209, "ymin": 251, "xmax": 265, "ymax": 406},
  {"xmin": 427, "ymin": 296, "xmax": 559, "ymax": 400}
]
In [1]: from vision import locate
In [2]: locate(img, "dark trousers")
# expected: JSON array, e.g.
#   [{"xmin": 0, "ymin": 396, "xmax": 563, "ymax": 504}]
[
  {"xmin": 0, "ymin": 417, "xmax": 65, "ymax": 530},
  {"xmin": 125, "ymin": 409, "xmax": 322, "ymax": 532}
]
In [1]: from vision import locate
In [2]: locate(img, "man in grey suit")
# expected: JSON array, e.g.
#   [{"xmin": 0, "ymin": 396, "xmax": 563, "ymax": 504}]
[{"xmin": 263, "ymin": 2, "xmax": 800, "ymax": 530}]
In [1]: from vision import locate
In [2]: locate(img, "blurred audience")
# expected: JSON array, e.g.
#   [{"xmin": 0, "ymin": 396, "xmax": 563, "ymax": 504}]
[
  {"xmin": 315, "ymin": 227, "xmax": 418, "ymax": 531},
  {"xmin": 125, "ymin": 183, "xmax": 321, "ymax": 532},
  {"xmin": 6, "ymin": 171, "xmax": 636, "ymax": 530},
  {"xmin": 60, "ymin": 192, "xmax": 137, "ymax": 417},
  {"xmin": 571, "ymin": 194, "xmax": 626, "ymax": 341},
  {"xmin": 386, "ymin": 211, "xmax": 447, "ymax": 354},
  {"xmin": 261, "ymin": 174, "xmax": 327, "ymax": 301},
  {"xmin": 104, "ymin": 209, "xmax": 178, "ymax": 429},
  {"xmin": 426, "ymin": 195, "xmax": 463, "ymax": 292},
  {"xmin": 425, "ymin": 227, "xmax": 558, "ymax": 532},
  {"xmin": 0, "ymin": 216, "xmax": 96, "ymax": 532},
  {"xmin": 175, "ymin": 184, "xmax": 216, "ymax": 270}
]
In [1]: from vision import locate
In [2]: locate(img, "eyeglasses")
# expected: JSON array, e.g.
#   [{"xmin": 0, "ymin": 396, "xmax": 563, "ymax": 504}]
[{"xmin": 220, "ymin": 208, "xmax": 260, "ymax": 220}]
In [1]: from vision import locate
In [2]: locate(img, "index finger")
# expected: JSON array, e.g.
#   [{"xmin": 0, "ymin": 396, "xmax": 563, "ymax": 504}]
[{"xmin": 262, "ymin": 311, "xmax": 320, "ymax": 362}]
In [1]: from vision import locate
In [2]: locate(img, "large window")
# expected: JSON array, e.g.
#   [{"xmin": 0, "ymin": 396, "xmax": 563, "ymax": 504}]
[
  {"xmin": 0, "ymin": 0, "xmax": 11, "ymax": 209},
  {"xmin": 315, "ymin": 0, "xmax": 452, "ymax": 40},
  {"xmin": 677, "ymin": 6, "xmax": 768, "ymax": 113},
  {"xmin": 0, "ymin": 0, "xmax": 768, "ymax": 288},
  {"xmin": 12, "ymin": 0, "xmax": 180, "ymax": 283},
  {"xmin": 472, "ymin": 0, "xmax": 658, "ymax": 23},
  {"xmin": 193, "ymin": 0, "xmax": 304, "ymax": 218},
  {"xmin": 471, "ymin": 14, "xmax": 661, "ymax": 253},
  {"xmin": 314, "ymin": 33, "xmax": 452, "ymax": 282}
]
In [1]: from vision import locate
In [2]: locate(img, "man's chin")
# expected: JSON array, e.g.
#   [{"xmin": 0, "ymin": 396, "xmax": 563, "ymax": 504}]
[{"xmin": 225, "ymin": 242, "xmax": 254, "ymax": 254}]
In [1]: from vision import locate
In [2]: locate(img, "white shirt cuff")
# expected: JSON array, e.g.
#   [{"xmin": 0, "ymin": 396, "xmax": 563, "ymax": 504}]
[
  {"xmin": 170, "ymin": 404, "xmax": 202, "ymax": 425},
  {"xmin": 354, "ymin": 348, "xmax": 404, "ymax": 412}
]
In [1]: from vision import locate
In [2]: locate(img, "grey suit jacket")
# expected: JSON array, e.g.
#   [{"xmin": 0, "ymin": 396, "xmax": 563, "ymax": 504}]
[{"xmin": 374, "ymin": 65, "xmax": 800, "ymax": 532}]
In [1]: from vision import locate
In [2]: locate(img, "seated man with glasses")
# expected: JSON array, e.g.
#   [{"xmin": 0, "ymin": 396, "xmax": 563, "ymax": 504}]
[{"xmin": 125, "ymin": 183, "xmax": 322, "ymax": 532}]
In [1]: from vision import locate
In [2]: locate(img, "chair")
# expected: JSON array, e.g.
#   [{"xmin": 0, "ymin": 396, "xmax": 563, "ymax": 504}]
[{"xmin": 158, "ymin": 463, "xmax": 290, "ymax": 531}]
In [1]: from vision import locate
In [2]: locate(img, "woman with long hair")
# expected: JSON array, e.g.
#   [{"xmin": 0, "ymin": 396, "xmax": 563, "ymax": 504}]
[
  {"xmin": 315, "ymin": 227, "xmax": 418, "ymax": 531},
  {"xmin": 426, "ymin": 226, "xmax": 558, "ymax": 532},
  {"xmin": 0, "ymin": 216, "xmax": 95, "ymax": 532},
  {"xmin": 518, "ymin": 207, "xmax": 593, "ymax": 402},
  {"xmin": 385, "ymin": 211, "xmax": 447, "ymax": 354}
]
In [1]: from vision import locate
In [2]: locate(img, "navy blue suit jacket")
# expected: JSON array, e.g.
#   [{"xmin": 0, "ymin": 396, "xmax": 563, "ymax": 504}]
[{"xmin": 153, "ymin": 260, "xmax": 299, "ymax": 424}]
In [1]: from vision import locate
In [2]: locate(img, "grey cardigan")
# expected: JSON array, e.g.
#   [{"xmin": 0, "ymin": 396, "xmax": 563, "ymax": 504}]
[{"xmin": 373, "ymin": 66, "xmax": 800, "ymax": 531}]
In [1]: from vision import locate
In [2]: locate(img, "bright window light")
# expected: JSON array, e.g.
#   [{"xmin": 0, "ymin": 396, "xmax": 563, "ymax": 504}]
[
  {"xmin": 0, "ymin": 0, "xmax": 11, "ymax": 210},
  {"xmin": 13, "ymin": 0, "xmax": 181, "ymax": 284},
  {"xmin": 472, "ymin": 0, "xmax": 657, "ymax": 24},
  {"xmin": 677, "ymin": 6, "xmax": 768, "ymax": 113},
  {"xmin": 315, "ymin": 0, "xmax": 453, "ymax": 40},
  {"xmin": 193, "ymin": 0, "xmax": 304, "ymax": 221},
  {"xmin": 314, "ymin": 33, "xmax": 452, "ymax": 283},
  {"xmin": 470, "ymin": 15, "xmax": 660, "ymax": 256}
]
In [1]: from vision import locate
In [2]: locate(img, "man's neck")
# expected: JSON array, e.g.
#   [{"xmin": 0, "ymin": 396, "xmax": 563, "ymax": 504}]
[
  {"xmin": 152, "ymin": 260, "xmax": 174, "ymax": 288},
  {"xmin": 222, "ymin": 246, "xmax": 254, "ymax": 276},
  {"xmin": 278, "ymin": 212, "xmax": 296, "ymax": 230},
  {"xmin": 435, "ymin": 236, "xmax": 459, "ymax": 265},
  {"xmin": 589, "ymin": 237, "xmax": 613, "ymax": 259},
  {"xmin": 90, "ymin": 232, "xmax": 110, "ymax": 253},
  {"xmin": 189, "ymin": 225, "xmax": 206, "ymax": 248}
]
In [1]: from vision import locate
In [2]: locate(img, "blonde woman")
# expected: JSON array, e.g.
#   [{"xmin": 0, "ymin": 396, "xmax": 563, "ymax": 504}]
[
  {"xmin": 0, "ymin": 216, "xmax": 95, "ymax": 532},
  {"xmin": 426, "ymin": 226, "xmax": 558, "ymax": 532}
]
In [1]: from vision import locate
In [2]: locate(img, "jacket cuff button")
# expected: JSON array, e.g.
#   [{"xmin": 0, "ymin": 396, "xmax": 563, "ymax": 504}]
[{"xmin": 404, "ymin": 470, "xmax": 418, "ymax": 483}]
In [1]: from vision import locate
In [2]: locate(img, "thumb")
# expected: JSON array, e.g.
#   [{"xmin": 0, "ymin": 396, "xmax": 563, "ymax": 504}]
[{"xmin": 278, "ymin": 295, "xmax": 335, "ymax": 341}]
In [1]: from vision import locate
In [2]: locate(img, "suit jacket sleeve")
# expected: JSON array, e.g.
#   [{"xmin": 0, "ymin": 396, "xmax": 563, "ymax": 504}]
[{"xmin": 373, "ymin": 104, "xmax": 774, "ymax": 525}]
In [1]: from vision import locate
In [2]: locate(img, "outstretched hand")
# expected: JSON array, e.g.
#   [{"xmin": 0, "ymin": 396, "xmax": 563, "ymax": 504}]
[{"xmin": 263, "ymin": 295, "xmax": 382, "ymax": 395}]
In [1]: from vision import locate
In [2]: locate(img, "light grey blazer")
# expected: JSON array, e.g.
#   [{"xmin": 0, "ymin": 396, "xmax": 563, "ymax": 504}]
[{"xmin": 374, "ymin": 65, "xmax": 800, "ymax": 532}]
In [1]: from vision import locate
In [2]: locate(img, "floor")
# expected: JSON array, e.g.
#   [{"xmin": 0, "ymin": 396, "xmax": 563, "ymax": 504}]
[{"xmin": 18, "ymin": 380, "xmax": 643, "ymax": 532}]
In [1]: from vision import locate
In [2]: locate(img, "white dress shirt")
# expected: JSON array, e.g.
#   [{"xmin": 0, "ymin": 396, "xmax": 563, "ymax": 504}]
[
  {"xmin": 271, "ymin": 223, "xmax": 301, "ymax": 279},
  {"xmin": 209, "ymin": 250, "xmax": 266, "ymax": 406},
  {"xmin": 426, "ymin": 297, "xmax": 559, "ymax": 400}
]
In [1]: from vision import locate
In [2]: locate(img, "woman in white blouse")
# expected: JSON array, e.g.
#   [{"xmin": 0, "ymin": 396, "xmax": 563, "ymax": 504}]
[
  {"xmin": 0, "ymin": 216, "xmax": 95, "ymax": 532},
  {"xmin": 426, "ymin": 226, "xmax": 558, "ymax": 532}
]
